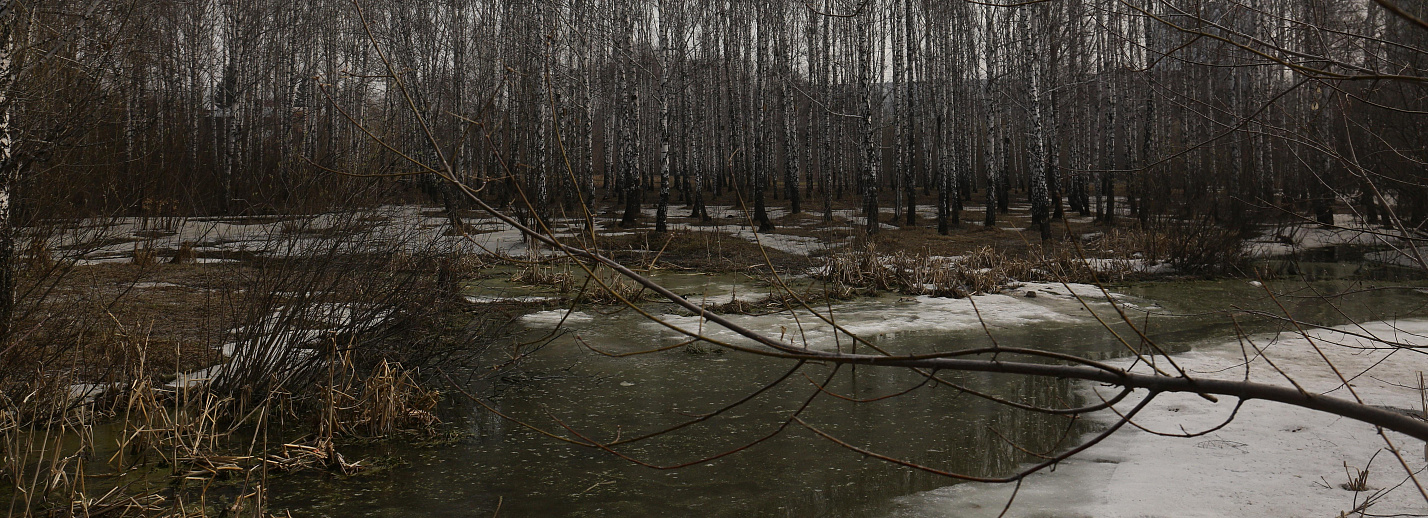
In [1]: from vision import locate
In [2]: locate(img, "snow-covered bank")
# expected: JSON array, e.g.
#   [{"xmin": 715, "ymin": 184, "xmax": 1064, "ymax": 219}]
[{"xmin": 887, "ymin": 320, "xmax": 1428, "ymax": 517}]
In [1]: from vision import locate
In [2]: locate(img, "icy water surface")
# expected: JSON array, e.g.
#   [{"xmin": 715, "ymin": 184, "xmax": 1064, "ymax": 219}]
[{"xmin": 267, "ymin": 261, "xmax": 1428, "ymax": 517}]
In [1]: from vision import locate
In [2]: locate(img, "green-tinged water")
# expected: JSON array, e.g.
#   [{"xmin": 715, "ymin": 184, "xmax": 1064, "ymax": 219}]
[{"xmin": 261, "ymin": 258, "xmax": 1428, "ymax": 517}]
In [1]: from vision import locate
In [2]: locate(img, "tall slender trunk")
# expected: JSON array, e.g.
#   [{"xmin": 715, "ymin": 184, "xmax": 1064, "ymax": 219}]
[
  {"xmin": 821, "ymin": 1, "xmax": 834, "ymax": 222},
  {"xmin": 781, "ymin": 6, "xmax": 801, "ymax": 215},
  {"xmin": 1023, "ymin": 9, "xmax": 1051, "ymax": 241},
  {"xmin": 982, "ymin": 9, "xmax": 1000, "ymax": 228},
  {"xmin": 618, "ymin": 5, "xmax": 641, "ymax": 227},
  {"xmin": 535, "ymin": 1, "xmax": 550, "ymax": 224},
  {"xmin": 655, "ymin": 0, "xmax": 673, "ymax": 232},
  {"xmin": 753, "ymin": 5, "xmax": 774, "ymax": 232},
  {"xmin": 861, "ymin": 19, "xmax": 879, "ymax": 234},
  {"xmin": 0, "ymin": 3, "xmax": 13, "ymax": 338},
  {"xmin": 903, "ymin": 0, "xmax": 917, "ymax": 226}
]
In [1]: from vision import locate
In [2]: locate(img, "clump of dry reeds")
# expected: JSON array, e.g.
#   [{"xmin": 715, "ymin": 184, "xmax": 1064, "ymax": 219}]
[
  {"xmin": 511, "ymin": 265, "xmax": 574, "ymax": 292},
  {"xmin": 24, "ymin": 238, "xmax": 53, "ymax": 270},
  {"xmin": 1, "ymin": 206, "xmax": 525, "ymax": 517},
  {"xmin": 132, "ymin": 242, "xmax": 159, "ymax": 266},
  {"xmin": 815, "ymin": 244, "xmax": 1044, "ymax": 296},
  {"xmin": 816, "ymin": 228, "xmax": 1227, "ymax": 298},
  {"xmin": 574, "ymin": 273, "xmax": 650, "ymax": 304},
  {"xmin": 348, "ymin": 360, "xmax": 441, "ymax": 437},
  {"xmin": 170, "ymin": 241, "xmax": 197, "ymax": 264},
  {"xmin": 1, "ymin": 334, "xmax": 280, "ymax": 517}
]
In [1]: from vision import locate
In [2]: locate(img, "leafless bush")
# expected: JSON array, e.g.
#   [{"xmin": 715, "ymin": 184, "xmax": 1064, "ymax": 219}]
[
  {"xmin": 1083, "ymin": 220, "xmax": 1248, "ymax": 274},
  {"xmin": 0, "ymin": 205, "xmax": 517, "ymax": 516}
]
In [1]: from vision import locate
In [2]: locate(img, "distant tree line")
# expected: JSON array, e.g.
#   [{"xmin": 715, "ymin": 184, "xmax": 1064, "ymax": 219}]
[{"xmin": 9, "ymin": 0, "xmax": 1428, "ymax": 239}]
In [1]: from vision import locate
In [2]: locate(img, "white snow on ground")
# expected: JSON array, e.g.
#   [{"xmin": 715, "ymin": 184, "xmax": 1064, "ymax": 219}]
[
  {"xmin": 1245, "ymin": 213, "xmax": 1407, "ymax": 258},
  {"xmin": 155, "ymin": 302, "xmax": 392, "ymax": 390},
  {"xmin": 887, "ymin": 319, "xmax": 1428, "ymax": 518},
  {"xmin": 731, "ymin": 229, "xmax": 837, "ymax": 255}
]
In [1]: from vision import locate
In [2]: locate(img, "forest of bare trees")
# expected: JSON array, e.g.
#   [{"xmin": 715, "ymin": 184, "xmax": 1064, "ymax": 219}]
[
  {"xmin": 13, "ymin": 0, "xmax": 1428, "ymax": 238},
  {"xmin": 6, "ymin": 0, "xmax": 1428, "ymax": 515}
]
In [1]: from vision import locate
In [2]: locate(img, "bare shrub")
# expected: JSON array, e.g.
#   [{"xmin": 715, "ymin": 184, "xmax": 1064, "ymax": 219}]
[{"xmin": 1083, "ymin": 220, "xmax": 1248, "ymax": 274}]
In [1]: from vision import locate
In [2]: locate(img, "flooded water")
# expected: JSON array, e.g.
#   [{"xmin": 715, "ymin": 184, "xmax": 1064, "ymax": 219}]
[{"xmin": 263, "ymin": 257, "xmax": 1428, "ymax": 517}]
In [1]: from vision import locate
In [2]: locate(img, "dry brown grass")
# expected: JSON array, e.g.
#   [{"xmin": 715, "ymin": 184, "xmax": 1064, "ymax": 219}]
[
  {"xmin": 510, "ymin": 265, "xmax": 575, "ymax": 292},
  {"xmin": 132, "ymin": 243, "xmax": 159, "ymax": 266},
  {"xmin": 2, "ymin": 332, "xmax": 279, "ymax": 518},
  {"xmin": 574, "ymin": 272, "xmax": 652, "ymax": 305},
  {"xmin": 343, "ymin": 360, "xmax": 441, "ymax": 437},
  {"xmin": 171, "ymin": 241, "xmax": 197, "ymax": 264},
  {"xmin": 814, "ymin": 243, "xmax": 1036, "ymax": 296},
  {"xmin": 23, "ymin": 238, "xmax": 53, "ymax": 270}
]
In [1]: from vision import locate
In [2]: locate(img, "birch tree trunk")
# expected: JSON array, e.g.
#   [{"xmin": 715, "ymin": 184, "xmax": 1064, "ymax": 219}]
[
  {"xmin": 655, "ymin": 0, "xmax": 672, "ymax": 233},
  {"xmin": 0, "ymin": 0, "xmax": 13, "ymax": 338},
  {"xmin": 982, "ymin": 8, "xmax": 1000, "ymax": 227},
  {"xmin": 753, "ymin": 4, "xmax": 774, "ymax": 232},
  {"xmin": 618, "ymin": 3, "xmax": 642, "ymax": 228},
  {"xmin": 781, "ymin": 5, "xmax": 801, "ymax": 216},
  {"xmin": 861, "ymin": 16, "xmax": 880, "ymax": 235},
  {"xmin": 1023, "ymin": 8, "xmax": 1051, "ymax": 241},
  {"xmin": 902, "ymin": 0, "xmax": 917, "ymax": 226}
]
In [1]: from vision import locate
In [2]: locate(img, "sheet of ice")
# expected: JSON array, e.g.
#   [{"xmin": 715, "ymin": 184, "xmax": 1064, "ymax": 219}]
[
  {"xmin": 887, "ymin": 319, "xmax": 1428, "ymax": 518},
  {"xmin": 174, "ymin": 302, "xmax": 392, "ymax": 390},
  {"xmin": 521, "ymin": 309, "xmax": 594, "ymax": 325},
  {"xmin": 727, "ymin": 229, "xmax": 837, "ymax": 255},
  {"xmin": 67, "ymin": 382, "xmax": 122, "ymax": 402},
  {"xmin": 130, "ymin": 281, "xmax": 184, "ymax": 289},
  {"xmin": 1072, "ymin": 258, "xmax": 1175, "ymax": 274},
  {"xmin": 1365, "ymin": 247, "xmax": 1428, "ymax": 269},
  {"xmin": 40, "ymin": 205, "xmax": 535, "ymax": 263},
  {"xmin": 1015, "ymin": 281, "xmax": 1126, "ymax": 301},
  {"xmin": 464, "ymin": 295, "xmax": 560, "ymax": 304},
  {"xmin": 641, "ymin": 290, "xmax": 1101, "ymax": 351},
  {"xmin": 676, "ymin": 283, "xmax": 773, "ymax": 305}
]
